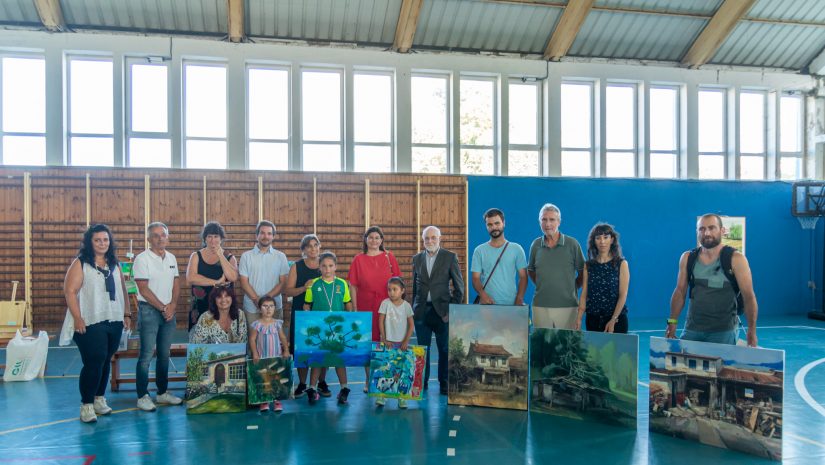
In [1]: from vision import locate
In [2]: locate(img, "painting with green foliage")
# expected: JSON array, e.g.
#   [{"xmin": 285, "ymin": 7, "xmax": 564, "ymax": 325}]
[
  {"xmin": 530, "ymin": 329, "xmax": 638, "ymax": 428},
  {"xmin": 448, "ymin": 304, "xmax": 529, "ymax": 410},
  {"xmin": 247, "ymin": 357, "xmax": 293, "ymax": 404},
  {"xmin": 294, "ymin": 311, "xmax": 372, "ymax": 368},
  {"xmin": 185, "ymin": 343, "xmax": 247, "ymax": 414}
]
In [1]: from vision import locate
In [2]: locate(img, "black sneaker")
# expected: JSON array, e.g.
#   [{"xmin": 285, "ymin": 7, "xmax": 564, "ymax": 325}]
[
  {"xmin": 306, "ymin": 388, "xmax": 319, "ymax": 405},
  {"xmin": 337, "ymin": 387, "xmax": 351, "ymax": 405},
  {"xmin": 318, "ymin": 380, "xmax": 332, "ymax": 397},
  {"xmin": 293, "ymin": 383, "xmax": 307, "ymax": 398}
]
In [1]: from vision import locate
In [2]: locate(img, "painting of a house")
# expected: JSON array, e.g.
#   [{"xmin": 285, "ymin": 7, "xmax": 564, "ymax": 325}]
[
  {"xmin": 186, "ymin": 343, "xmax": 247, "ymax": 414},
  {"xmin": 649, "ymin": 337, "xmax": 784, "ymax": 461},
  {"xmin": 530, "ymin": 329, "xmax": 638, "ymax": 429},
  {"xmin": 448, "ymin": 304, "xmax": 529, "ymax": 410}
]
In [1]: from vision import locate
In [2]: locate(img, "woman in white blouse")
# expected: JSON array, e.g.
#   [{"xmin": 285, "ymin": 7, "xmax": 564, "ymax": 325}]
[
  {"xmin": 63, "ymin": 224, "xmax": 130, "ymax": 423},
  {"xmin": 190, "ymin": 287, "xmax": 247, "ymax": 344}
]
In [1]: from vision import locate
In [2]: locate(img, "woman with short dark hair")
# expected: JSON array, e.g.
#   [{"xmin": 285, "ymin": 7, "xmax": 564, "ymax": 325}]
[
  {"xmin": 63, "ymin": 224, "xmax": 130, "ymax": 423},
  {"xmin": 186, "ymin": 221, "xmax": 238, "ymax": 331}
]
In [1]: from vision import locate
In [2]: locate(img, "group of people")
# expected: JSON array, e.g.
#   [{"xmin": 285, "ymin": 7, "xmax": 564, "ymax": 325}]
[{"xmin": 61, "ymin": 204, "xmax": 758, "ymax": 423}]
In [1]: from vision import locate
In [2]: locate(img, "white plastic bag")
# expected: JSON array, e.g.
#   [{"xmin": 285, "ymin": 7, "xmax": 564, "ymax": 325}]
[
  {"xmin": 58, "ymin": 309, "xmax": 74, "ymax": 347},
  {"xmin": 118, "ymin": 328, "xmax": 131, "ymax": 351},
  {"xmin": 3, "ymin": 330, "xmax": 49, "ymax": 382}
]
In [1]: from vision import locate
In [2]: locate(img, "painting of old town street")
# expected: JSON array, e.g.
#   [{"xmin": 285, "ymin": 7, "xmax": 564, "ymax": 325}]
[
  {"xmin": 448, "ymin": 304, "xmax": 529, "ymax": 410},
  {"xmin": 530, "ymin": 329, "xmax": 638, "ymax": 428},
  {"xmin": 649, "ymin": 337, "xmax": 784, "ymax": 461}
]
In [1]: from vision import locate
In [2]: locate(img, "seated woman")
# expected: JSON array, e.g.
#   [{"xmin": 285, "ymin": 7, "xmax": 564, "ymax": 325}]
[{"xmin": 189, "ymin": 287, "xmax": 247, "ymax": 344}]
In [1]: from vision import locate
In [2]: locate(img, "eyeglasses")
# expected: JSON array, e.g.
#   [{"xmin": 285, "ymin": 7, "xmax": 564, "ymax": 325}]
[{"xmin": 260, "ymin": 304, "xmax": 276, "ymax": 309}]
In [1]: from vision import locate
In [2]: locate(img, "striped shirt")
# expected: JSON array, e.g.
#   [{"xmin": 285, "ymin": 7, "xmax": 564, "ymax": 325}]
[{"xmin": 251, "ymin": 319, "xmax": 284, "ymax": 358}]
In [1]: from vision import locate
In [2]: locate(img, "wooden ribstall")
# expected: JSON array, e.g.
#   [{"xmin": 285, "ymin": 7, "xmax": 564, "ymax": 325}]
[{"xmin": 0, "ymin": 167, "xmax": 467, "ymax": 333}]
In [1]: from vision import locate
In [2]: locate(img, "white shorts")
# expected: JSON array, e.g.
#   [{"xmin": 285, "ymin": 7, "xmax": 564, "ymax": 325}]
[{"xmin": 532, "ymin": 306, "xmax": 578, "ymax": 330}]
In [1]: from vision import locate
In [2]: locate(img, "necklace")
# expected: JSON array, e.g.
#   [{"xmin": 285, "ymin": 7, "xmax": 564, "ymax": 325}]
[{"xmin": 320, "ymin": 279, "xmax": 335, "ymax": 310}]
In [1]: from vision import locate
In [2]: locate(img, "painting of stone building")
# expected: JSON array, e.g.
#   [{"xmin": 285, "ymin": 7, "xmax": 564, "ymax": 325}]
[
  {"xmin": 185, "ymin": 343, "xmax": 247, "ymax": 414},
  {"xmin": 649, "ymin": 337, "xmax": 784, "ymax": 461},
  {"xmin": 448, "ymin": 304, "xmax": 529, "ymax": 410},
  {"xmin": 529, "ymin": 329, "xmax": 638, "ymax": 428}
]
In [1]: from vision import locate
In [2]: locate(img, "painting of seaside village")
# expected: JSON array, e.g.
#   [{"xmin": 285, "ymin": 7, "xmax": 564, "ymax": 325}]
[
  {"xmin": 529, "ymin": 329, "xmax": 638, "ymax": 428},
  {"xmin": 447, "ymin": 305, "xmax": 529, "ymax": 410},
  {"xmin": 185, "ymin": 343, "xmax": 247, "ymax": 414},
  {"xmin": 649, "ymin": 337, "xmax": 784, "ymax": 460}
]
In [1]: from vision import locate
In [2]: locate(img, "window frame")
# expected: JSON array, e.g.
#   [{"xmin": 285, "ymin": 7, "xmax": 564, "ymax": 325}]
[
  {"xmin": 507, "ymin": 79, "xmax": 542, "ymax": 176},
  {"xmin": 0, "ymin": 52, "xmax": 47, "ymax": 166},
  {"xmin": 560, "ymin": 79, "xmax": 596, "ymax": 177},
  {"xmin": 458, "ymin": 74, "xmax": 498, "ymax": 175},
  {"xmin": 697, "ymin": 86, "xmax": 728, "ymax": 180},
  {"xmin": 300, "ymin": 66, "xmax": 345, "ymax": 172},
  {"xmin": 738, "ymin": 88, "xmax": 768, "ymax": 180},
  {"xmin": 779, "ymin": 93, "xmax": 804, "ymax": 180},
  {"xmin": 648, "ymin": 84, "xmax": 680, "ymax": 179},
  {"xmin": 604, "ymin": 81, "xmax": 638, "ymax": 178},
  {"xmin": 410, "ymin": 71, "xmax": 451, "ymax": 174},
  {"xmin": 125, "ymin": 57, "xmax": 172, "ymax": 168},
  {"xmin": 246, "ymin": 63, "xmax": 291, "ymax": 171},
  {"xmin": 352, "ymin": 68, "xmax": 395, "ymax": 173},
  {"xmin": 67, "ymin": 54, "xmax": 115, "ymax": 167},
  {"xmin": 182, "ymin": 60, "xmax": 229, "ymax": 169}
]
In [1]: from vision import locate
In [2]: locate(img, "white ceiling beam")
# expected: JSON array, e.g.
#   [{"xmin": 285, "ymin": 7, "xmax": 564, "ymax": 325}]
[
  {"xmin": 681, "ymin": 0, "xmax": 756, "ymax": 69},
  {"xmin": 543, "ymin": 0, "xmax": 595, "ymax": 61},
  {"xmin": 227, "ymin": 0, "xmax": 245, "ymax": 43},
  {"xmin": 32, "ymin": 0, "xmax": 66, "ymax": 32},
  {"xmin": 393, "ymin": 0, "xmax": 424, "ymax": 53}
]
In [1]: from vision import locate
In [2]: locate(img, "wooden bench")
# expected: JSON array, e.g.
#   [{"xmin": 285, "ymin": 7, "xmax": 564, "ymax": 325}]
[{"xmin": 110, "ymin": 343, "xmax": 187, "ymax": 392}]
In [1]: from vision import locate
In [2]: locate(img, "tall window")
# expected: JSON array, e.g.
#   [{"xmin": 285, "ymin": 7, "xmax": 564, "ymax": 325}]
[
  {"xmin": 649, "ymin": 86, "xmax": 679, "ymax": 178},
  {"xmin": 698, "ymin": 88, "xmax": 726, "ymax": 179},
  {"xmin": 184, "ymin": 62, "xmax": 227, "ymax": 169},
  {"xmin": 508, "ymin": 81, "xmax": 540, "ymax": 176},
  {"xmin": 353, "ymin": 71, "xmax": 393, "ymax": 172},
  {"xmin": 561, "ymin": 82, "xmax": 594, "ymax": 176},
  {"xmin": 302, "ymin": 69, "xmax": 342, "ymax": 172},
  {"xmin": 127, "ymin": 60, "xmax": 170, "ymax": 168},
  {"xmin": 460, "ymin": 77, "xmax": 495, "ymax": 175},
  {"xmin": 411, "ymin": 74, "xmax": 449, "ymax": 173},
  {"xmin": 68, "ymin": 57, "xmax": 113, "ymax": 166},
  {"xmin": 248, "ymin": 66, "xmax": 289, "ymax": 170},
  {"xmin": 1, "ymin": 56, "xmax": 45, "ymax": 166},
  {"xmin": 739, "ymin": 90, "xmax": 766, "ymax": 180},
  {"xmin": 605, "ymin": 83, "xmax": 637, "ymax": 177},
  {"xmin": 779, "ymin": 94, "xmax": 803, "ymax": 180}
]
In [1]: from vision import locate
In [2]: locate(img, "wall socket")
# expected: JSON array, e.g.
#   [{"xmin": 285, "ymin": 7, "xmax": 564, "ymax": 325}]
[{"xmin": 809, "ymin": 281, "xmax": 817, "ymax": 290}]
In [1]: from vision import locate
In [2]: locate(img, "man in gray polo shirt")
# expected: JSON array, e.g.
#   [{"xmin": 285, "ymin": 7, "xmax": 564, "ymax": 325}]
[
  {"xmin": 527, "ymin": 203, "xmax": 585, "ymax": 329},
  {"xmin": 239, "ymin": 220, "xmax": 290, "ymax": 329}
]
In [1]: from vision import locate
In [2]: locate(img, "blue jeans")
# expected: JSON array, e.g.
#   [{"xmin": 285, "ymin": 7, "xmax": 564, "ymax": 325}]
[
  {"xmin": 137, "ymin": 302, "xmax": 176, "ymax": 398},
  {"xmin": 413, "ymin": 303, "xmax": 449, "ymax": 388},
  {"xmin": 681, "ymin": 328, "xmax": 737, "ymax": 345}
]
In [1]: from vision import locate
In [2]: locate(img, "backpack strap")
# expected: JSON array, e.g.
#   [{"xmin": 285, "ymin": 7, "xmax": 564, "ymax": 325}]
[
  {"xmin": 685, "ymin": 247, "xmax": 701, "ymax": 298},
  {"xmin": 719, "ymin": 245, "xmax": 739, "ymax": 294}
]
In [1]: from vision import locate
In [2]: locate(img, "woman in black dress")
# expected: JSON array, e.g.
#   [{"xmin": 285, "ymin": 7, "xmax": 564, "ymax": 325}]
[{"xmin": 186, "ymin": 221, "xmax": 238, "ymax": 331}]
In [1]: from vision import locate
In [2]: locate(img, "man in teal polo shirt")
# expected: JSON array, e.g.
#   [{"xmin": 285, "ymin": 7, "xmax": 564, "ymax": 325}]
[
  {"xmin": 527, "ymin": 203, "xmax": 585, "ymax": 329},
  {"xmin": 471, "ymin": 208, "xmax": 527, "ymax": 306}
]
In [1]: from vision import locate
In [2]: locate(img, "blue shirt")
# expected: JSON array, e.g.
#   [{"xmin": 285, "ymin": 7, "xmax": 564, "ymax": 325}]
[
  {"xmin": 471, "ymin": 241, "xmax": 527, "ymax": 305},
  {"xmin": 239, "ymin": 246, "xmax": 290, "ymax": 312}
]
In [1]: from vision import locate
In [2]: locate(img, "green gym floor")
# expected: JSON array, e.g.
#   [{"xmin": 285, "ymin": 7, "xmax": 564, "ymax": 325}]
[{"xmin": 1, "ymin": 316, "xmax": 824, "ymax": 465}]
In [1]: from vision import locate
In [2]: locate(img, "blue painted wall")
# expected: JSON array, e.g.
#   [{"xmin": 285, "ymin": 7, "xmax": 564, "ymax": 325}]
[{"xmin": 467, "ymin": 176, "xmax": 823, "ymax": 318}]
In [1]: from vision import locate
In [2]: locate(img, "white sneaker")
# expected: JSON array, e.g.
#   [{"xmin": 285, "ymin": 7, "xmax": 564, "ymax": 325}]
[
  {"xmin": 375, "ymin": 397, "xmax": 385, "ymax": 407},
  {"xmin": 156, "ymin": 392, "xmax": 183, "ymax": 406},
  {"xmin": 398, "ymin": 399, "xmax": 408, "ymax": 409},
  {"xmin": 93, "ymin": 396, "xmax": 112, "ymax": 415},
  {"xmin": 137, "ymin": 394, "xmax": 157, "ymax": 412},
  {"xmin": 80, "ymin": 404, "xmax": 97, "ymax": 423}
]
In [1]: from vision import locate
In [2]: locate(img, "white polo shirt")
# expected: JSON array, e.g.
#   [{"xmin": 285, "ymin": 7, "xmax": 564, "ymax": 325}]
[{"xmin": 133, "ymin": 248, "xmax": 179, "ymax": 305}]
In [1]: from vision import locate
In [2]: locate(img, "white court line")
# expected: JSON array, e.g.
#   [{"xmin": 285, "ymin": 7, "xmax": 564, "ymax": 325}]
[
  {"xmin": 446, "ymin": 448, "xmax": 456, "ymax": 457},
  {"xmin": 794, "ymin": 357, "xmax": 825, "ymax": 419},
  {"xmin": 452, "ymin": 415, "xmax": 461, "ymax": 421},
  {"xmin": 631, "ymin": 325, "xmax": 825, "ymax": 334},
  {"xmin": 786, "ymin": 432, "xmax": 825, "ymax": 449},
  {"xmin": 638, "ymin": 381, "xmax": 649, "ymax": 387},
  {"xmin": 449, "ymin": 430, "xmax": 457, "ymax": 437}
]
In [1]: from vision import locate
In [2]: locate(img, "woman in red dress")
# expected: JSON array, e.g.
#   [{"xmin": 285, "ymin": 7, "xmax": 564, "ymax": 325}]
[{"xmin": 348, "ymin": 225, "xmax": 401, "ymax": 391}]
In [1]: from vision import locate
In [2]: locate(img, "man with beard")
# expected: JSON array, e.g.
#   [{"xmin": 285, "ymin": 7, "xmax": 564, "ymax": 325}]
[
  {"xmin": 666, "ymin": 213, "xmax": 758, "ymax": 346},
  {"xmin": 471, "ymin": 208, "xmax": 527, "ymax": 305},
  {"xmin": 412, "ymin": 225, "xmax": 464, "ymax": 395},
  {"xmin": 239, "ymin": 220, "xmax": 290, "ymax": 331},
  {"xmin": 528, "ymin": 203, "xmax": 585, "ymax": 329}
]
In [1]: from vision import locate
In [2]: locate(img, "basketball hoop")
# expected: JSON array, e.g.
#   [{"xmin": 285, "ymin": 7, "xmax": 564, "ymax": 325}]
[{"xmin": 797, "ymin": 216, "xmax": 820, "ymax": 230}]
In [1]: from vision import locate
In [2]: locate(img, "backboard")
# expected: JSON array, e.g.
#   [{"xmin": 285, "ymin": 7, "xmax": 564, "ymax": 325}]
[{"xmin": 792, "ymin": 181, "xmax": 825, "ymax": 217}]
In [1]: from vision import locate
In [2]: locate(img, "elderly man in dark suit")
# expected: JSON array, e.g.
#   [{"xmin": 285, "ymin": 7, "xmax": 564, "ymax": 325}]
[{"xmin": 412, "ymin": 225, "xmax": 465, "ymax": 395}]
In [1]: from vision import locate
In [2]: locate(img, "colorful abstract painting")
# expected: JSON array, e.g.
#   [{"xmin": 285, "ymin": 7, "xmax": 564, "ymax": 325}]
[
  {"xmin": 293, "ymin": 311, "xmax": 372, "ymax": 368},
  {"xmin": 368, "ymin": 343, "xmax": 426, "ymax": 401},
  {"xmin": 247, "ymin": 357, "xmax": 293, "ymax": 404},
  {"xmin": 185, "ymin": 343, "xmax": 247, "ymax": 414},
  {"xmin": 448, "ymin": 304, "xmax": 529, "ymax": 410},
  {"xmin": 649, "ymin": 337, "xmax": 784, "ymax": 461},
  {"xmin": 530, "ymin": 329, "xmax": 638, "ymax": 428}
]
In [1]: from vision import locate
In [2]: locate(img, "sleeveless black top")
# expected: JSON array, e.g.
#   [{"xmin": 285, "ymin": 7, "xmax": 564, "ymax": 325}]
[{"xmin": 291, "ymin": 259, "xmax": 321, "ymax": 311}]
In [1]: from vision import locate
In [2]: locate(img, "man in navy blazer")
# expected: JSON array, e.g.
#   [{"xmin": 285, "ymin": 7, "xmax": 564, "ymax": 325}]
[{"xmin": 412, "ymin": 225, "xmax": 465, "ymax": 395}]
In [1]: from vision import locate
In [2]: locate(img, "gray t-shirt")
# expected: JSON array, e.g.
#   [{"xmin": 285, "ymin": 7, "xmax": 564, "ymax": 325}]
[
  {"xmin": 528, "ymin": 234, "xmax": 585, "ymax": 308},
  {"xmin": 686, "ymin": 257, "xmax": 738, "ymax": 333}
]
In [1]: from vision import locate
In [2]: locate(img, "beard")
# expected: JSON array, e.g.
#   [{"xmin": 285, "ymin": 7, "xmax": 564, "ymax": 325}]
[
  {"xmin": 700, "ymin": 236, "xmax": 721, "ymax": 248},
  {"xmin": 425, "ymin": 244, "xmax": 439, "ymax": 254},
  {"xmin": 489, "ymin": 229, "xmax": 502, "ymax": 239}
]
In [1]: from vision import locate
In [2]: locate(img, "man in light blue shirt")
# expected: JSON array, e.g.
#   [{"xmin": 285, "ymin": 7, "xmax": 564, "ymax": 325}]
[
  {"xmin": 239, "ymin": 220, "xmax": 290, "ymax": 328},
  {"xmin": 471, "ymin": 208, "xmax": 528, "ymax": 306}
]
